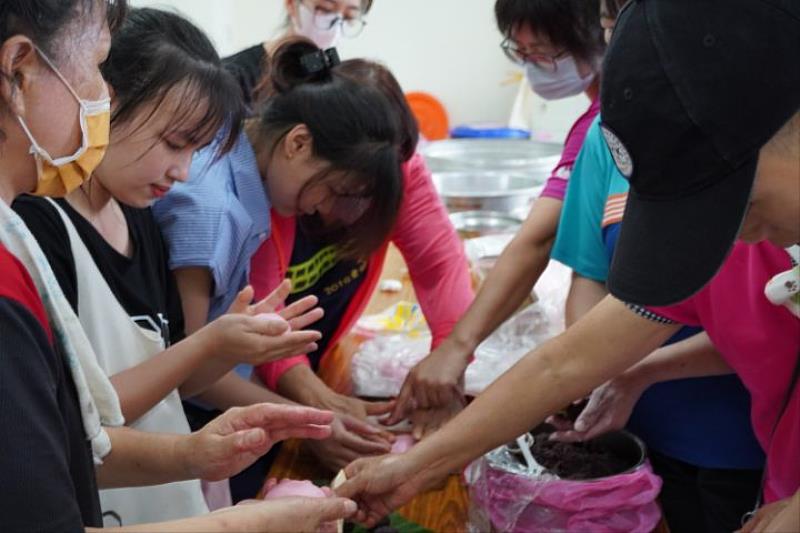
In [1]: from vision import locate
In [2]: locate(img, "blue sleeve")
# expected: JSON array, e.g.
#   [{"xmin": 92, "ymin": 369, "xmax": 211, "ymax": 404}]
[
  {"xmin": 551, "ymin": 118, "xmax": 613, "ymax": 282},
  {"xmin": 152, "ymin": 148, "xmax": 247, "ymax": 301}
]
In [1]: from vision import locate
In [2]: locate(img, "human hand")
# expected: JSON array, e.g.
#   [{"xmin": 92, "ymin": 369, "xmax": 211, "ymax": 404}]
[
  {"xmin": 305, "ymin": 411, "xmax": 394, "ymax": 472},
  {"xmin": 319, "ymin": 392, "xmax": 395, "ymax": 424},
  {"xmin": 408, "ymin": 396, "xmax": 466, "ymax": 440},
  {"xmin": 210, "ymin": 496, "xmax": 356, "ymax": 532},
  {"xmin": 546, "ymin": 373, "xmax": 647, "ymax": 442},
  {"xmin": 181, "ymin": 403, "xmax": 333, "ymax": 481},
  {"xmin": 737, "ymin": 491, "xmax": 800, "ymax": 533},
  {"xmin": 386, "ymin": 340, "xmax": 470, "ymax": 426},
  {"xmin": 202, "ymin": 283, "xmax": 324, "ymax": 365},
  {"xmin": 245, "ymin": 280, "xmax": 325, "ymax": 333},
  {"xmin": 337, "ymin": 453, "xmax": 432, "ymax": 528}
]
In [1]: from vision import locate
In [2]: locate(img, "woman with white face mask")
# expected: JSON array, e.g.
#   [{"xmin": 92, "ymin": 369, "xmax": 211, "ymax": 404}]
[
  {"xmin": 224, "ymin": 0, "xmax": 372, "ymax": 109},
  {"xmin": 389, "ymin": 0, "xmax": 608, "ymax": 436}
]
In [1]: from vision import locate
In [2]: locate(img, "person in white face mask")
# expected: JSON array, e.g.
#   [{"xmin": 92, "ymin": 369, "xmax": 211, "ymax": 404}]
[
  {"xmin": 223, "ymin": 0, "xmax": 372, "ymax": 109},
  {"xmin": 388, "ymin": 0, "xmax": 608, "ymax": 431}
]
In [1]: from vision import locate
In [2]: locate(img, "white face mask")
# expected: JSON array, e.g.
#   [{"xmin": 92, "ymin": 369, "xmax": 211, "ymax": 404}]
[
  {"xmin": 525, "ymin": 55, "xmax": 596, "ymax": 100},
  {"xmin": 293, "ymin": 2, "xmax": 343, "ymax": 49}
]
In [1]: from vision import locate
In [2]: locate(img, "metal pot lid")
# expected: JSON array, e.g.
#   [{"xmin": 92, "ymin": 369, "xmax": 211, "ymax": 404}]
[
  {"xmin": 422, "ymin": 139, "xmax": 562, "ymax": 171},
  {"xmin": 433, "ymin": 171, "xmax": 544, "ymax": 197}
]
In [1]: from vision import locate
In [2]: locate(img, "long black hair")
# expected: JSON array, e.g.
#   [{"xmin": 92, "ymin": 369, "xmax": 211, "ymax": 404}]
[
  {"xmin": 101, "ymin": 7, "xmax": 244, "ymax": 155},
  {"xmin": 256, "ymin": 37, "xmax": 404, "ymax": 260},
  {"xmin": 495, "ymin": 0, "xmax": 605, "ymax": 64}
]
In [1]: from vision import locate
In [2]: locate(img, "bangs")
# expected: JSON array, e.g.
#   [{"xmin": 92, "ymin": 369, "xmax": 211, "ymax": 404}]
[
  {"xmin": 162, "ymin": 74, "xmax": 244, "ymax": 156},
  {"xmin": 103, "ymin": 7, "xmax": 245, "ymax": 160},
  {"xmin": 109, "ymin": 60, "xmax": 244, "ymax": 159},
  {"xmin": 495, "ymin": 0, "xmax": 604, "ymax": 63}
]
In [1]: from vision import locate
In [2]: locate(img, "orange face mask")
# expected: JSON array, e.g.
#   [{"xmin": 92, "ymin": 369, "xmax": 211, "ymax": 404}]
[{"xmin": 17, "ymin": 47, "xmax": 110, "ymax": 197}]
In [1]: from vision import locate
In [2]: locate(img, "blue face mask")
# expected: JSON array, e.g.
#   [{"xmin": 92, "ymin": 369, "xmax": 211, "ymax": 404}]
[{"xmin": 524, "ymin": 55, "xmax": 596, "ymax": 100}]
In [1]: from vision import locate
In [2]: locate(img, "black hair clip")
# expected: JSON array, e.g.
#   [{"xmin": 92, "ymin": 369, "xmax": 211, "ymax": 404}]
[{"xmin": 300, "ymin": 48, "xmax": 341, "ymax": 76}]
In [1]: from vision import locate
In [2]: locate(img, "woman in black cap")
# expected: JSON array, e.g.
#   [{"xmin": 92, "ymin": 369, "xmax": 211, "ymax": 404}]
[{"xmin": 337, "ymin": 2, "xmax": 800, "ymax": 531}]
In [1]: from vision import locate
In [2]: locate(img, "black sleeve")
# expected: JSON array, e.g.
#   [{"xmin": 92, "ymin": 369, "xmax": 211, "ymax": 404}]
[
  {"xmin": 12, "ymin": 195, "xmax": 79, "ymax": 312},
  {"xmin": 222, "ymin": 44, "xmax": 267, "ymax": 108},
  {"xmin": 146, "ymin": 208, "xmax": 187, "ymax": 345},
  {"xmin": 0, "ymin": 298, "xmax": 85, "ymax": 532},
  {"xmin": 162, "ymin": 240, "xmax": 186, "ymax": 345}
]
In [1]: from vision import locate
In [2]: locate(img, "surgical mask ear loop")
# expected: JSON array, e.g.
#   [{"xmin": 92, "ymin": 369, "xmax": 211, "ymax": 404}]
[{"xmin": 17, "ymin": 46, "xmax": 110, "ymax": 166}]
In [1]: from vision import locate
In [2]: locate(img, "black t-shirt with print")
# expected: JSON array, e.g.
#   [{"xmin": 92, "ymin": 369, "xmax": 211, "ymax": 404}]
[
  {"xmin": 13, "ymin": 195, "xmax": 185, "ymax": 346},
  {"xmin": 285, "ymin": 225, "xmax": 366, "ymax": 368}
]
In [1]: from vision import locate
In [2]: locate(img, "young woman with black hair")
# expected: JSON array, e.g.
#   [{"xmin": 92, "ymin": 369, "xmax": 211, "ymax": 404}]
[
  {"xmin": 1, "ymin": 2, "xmax": 354, "ymax": 531},
  {"xmin": 155, "ymin": 38, "xmax": 474, "ymax": 492}
]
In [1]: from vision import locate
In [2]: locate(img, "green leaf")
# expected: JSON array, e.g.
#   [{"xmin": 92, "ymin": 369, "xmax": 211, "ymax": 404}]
[{"xmin": 346, "ymin": 513, "xmax": 433, "ymax": 533}]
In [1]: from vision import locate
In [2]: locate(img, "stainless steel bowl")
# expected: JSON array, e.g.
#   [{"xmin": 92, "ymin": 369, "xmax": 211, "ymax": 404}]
[
  {"xmin": 432, "ymin": 170, "xmax": 542, "ymax": 215},
  {"xmin": 449, "ymin": 211, "xmax": 523, "ymax": 240},
  {"xmin": 421, "ymin": 138, "xmax": 562, "ymax": 173}
]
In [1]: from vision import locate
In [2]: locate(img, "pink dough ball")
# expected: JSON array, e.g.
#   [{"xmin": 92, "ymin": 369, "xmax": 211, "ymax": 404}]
[
  {"xmin": 391, "ymin": 434, "xmax": 416, "ymax": 454},
  {"xmin": 254, "ymin": 312, "xmax": 291, "ymax": 332},
  {"xmin": 263, "ymin": 480, "xmax": 326, "ymax": 500}
]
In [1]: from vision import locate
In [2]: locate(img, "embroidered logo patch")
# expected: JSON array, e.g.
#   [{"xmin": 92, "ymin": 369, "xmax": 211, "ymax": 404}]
[{"xmin": 600, "ymin": 124, "xmax": 633, "ymax": 178}]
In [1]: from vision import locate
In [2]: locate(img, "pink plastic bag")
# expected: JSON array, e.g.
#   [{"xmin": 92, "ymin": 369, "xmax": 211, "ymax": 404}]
[{"xmin": 467, "ymin": 457, "xmax": 662, "ymax": 533}]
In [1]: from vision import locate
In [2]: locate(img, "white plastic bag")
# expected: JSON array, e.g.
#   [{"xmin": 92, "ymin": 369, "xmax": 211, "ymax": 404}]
[
  {"xmin": 351, "ymin": 333, "xmax": 431, "ymax": 398},
  {"xmin": 350, "ymin": 260, "xmax": 570, "ymax": 399},
  {"xmin": 464, "ymin": 260, "xmax": 570, "ymax": 396}
]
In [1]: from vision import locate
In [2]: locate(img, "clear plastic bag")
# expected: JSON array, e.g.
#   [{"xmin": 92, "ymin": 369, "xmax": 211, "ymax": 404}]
[
  {"xmin": 351, "ymin": 299, "xmax": 567, "ymax": 398},
  {"xmin": 350, "ymin": 258, "xmax": 570, "ymax": 398},
  {"xmin": 466, "ymin": 445, "xmax": 662, "ymax": 533},
  {"xmin": 464, "ymin": 298, "xmax": 562, "ymax": 396},
  {"xmin": 351, "ymin": 333, "xmax": 432, "ymax": 398}
]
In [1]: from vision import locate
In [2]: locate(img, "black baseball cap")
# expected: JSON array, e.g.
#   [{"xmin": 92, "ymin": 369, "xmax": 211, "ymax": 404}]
[{"xmin": 600, "ymin": 0, "xmax": 800, "ymax": 306}]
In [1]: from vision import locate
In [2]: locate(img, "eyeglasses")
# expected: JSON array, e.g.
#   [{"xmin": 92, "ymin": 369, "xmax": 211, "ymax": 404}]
[
  {"xmin": 307, "ymin": 2, "xmax": 367, "ymax": 38},
  {"xmin": 500, "ymin": 37, "xmax": 569, "ymax": 72}
]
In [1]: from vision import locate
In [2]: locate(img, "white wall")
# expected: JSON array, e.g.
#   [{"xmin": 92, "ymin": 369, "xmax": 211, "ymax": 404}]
[{"xmin": 129, "ymin": 0, "xmax": 585, "ymax": 138}]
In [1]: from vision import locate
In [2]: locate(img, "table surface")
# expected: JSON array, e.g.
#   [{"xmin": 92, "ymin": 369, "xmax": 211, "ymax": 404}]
[{"xmin": 262, "ymin": 245, "xmax": 668, "ymax": 533}]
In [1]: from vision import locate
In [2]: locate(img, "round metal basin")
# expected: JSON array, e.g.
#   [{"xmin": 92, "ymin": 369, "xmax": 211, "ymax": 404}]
[
  {"xmin": 421, "ymin": 138, "xmax": 562, "ymax": 173},
  {"xmin": 449, "ymin": 211, "xmax": 523, "ymax": 240},
  {"xmin": 433, "ymin": 171, "xmax": 542, "ymax": 215}
]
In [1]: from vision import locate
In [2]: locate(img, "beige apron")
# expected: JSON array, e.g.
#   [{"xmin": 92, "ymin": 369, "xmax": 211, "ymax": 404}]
[{"xmin": 47, "ymin": 199, "xmax": 208, "ymax": 525}]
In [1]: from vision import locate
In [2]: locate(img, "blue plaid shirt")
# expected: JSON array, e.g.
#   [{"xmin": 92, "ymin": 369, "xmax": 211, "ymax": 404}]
[{"xmin": 153, "ymin": 130, "xmax": 270, "ymax": 322}]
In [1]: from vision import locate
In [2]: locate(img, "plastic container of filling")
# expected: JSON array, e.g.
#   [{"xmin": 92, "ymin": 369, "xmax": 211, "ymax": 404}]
[{"xmin": 467, "ymin": 427, "xmax": 663, "ymax": 533}]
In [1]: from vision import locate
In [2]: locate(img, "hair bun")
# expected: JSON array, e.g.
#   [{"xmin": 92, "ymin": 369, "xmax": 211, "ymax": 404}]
[{"xmin": 264, "ymin": 37, "xmax": 332, "ymax": 96}]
